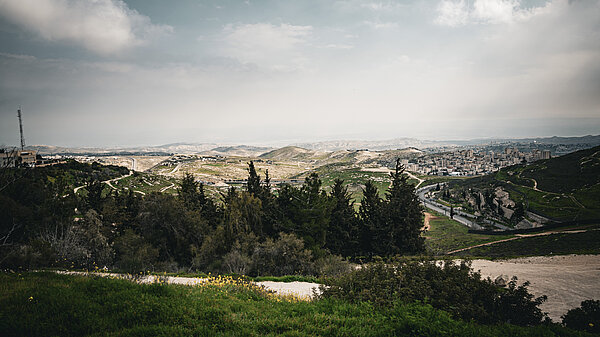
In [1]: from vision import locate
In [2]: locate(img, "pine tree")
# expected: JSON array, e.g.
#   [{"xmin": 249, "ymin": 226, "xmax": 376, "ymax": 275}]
[
  {"xmin": 381, "ymin": 159, "xmax": 425, "ymax": 255},
  {"xmin": 326, "ymin": 179, "xmax": 357, "ymax": 256},
  {"xmin": 85, "ymin": 178, "xmax": 105, "ymax": 211},
  {"xmin": 178, "ymin": 173, "xmax": 200, "ymax": 210},
  {"xmin": 246, "ymin": 161, "xmax": 261, "ymax": 196},
  {"xmin": 359, "ymin": 180, "xmax": 381, "ymax": 256}
]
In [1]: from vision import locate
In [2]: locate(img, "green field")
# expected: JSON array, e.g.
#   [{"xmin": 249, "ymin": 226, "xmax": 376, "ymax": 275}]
[
  {"xmin": 75, "ymin": 172, "xmax": 178, "ymax": 196},
  {"xmin": 0, "ymin": 272, "xmax": 586, "ymax": 336},
  {"xmin": 418, "ymin": 175, "xmax": 471, "ymax": 188},
  {"xmin": 452, "ymin": 228, "xmax": 600, "ymax": 259},
  {"xmin": 298, "ymin": 164, "xmax": 391, "ymax": 202},
  {"xmin": 424, "ymin": 211, "xmax": 514, "ymax": 255},
  {"xmin": 113, "ymin": 173, "xmax": 177, "ymax": 194}
]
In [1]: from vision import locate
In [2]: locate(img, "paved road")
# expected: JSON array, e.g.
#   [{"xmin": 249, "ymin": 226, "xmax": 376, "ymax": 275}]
[
  {"xmin": 417, "ymin": 184, "xmax": 484, "ymax": 230},
  {"xmin": 73, "ymin": 172, "xmax": 132, "ymax": 194},
  {"xmin": 169, "ymin": 163, "xmax": 181, "ymax": 175}
]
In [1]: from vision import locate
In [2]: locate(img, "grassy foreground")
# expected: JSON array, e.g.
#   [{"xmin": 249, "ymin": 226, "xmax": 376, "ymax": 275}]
[{"xmin": 0, "ymin": 272, "xmax": 590, "ymax": 337}]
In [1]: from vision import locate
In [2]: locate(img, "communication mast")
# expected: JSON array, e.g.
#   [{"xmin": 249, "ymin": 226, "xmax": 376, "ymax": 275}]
[{"xmin": 17, "ymin": 107, "xmax": 25, "ymax": 150}]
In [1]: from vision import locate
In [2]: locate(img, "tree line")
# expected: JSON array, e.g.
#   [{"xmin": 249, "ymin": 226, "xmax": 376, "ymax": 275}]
[{"xmin": 0, "ymin": 159, "xmax": 424, "ymax": 276}]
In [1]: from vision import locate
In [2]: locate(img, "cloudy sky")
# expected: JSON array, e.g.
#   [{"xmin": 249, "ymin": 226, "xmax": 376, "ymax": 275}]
[{"xmin": 0, "ymin": 0, "xmax": 598, "ymax": 147}]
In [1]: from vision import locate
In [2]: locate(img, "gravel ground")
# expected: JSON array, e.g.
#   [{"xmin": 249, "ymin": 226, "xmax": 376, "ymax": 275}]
[{"xmin": 471, "ymin": 254, "xmax": 600, "ymax": 321}]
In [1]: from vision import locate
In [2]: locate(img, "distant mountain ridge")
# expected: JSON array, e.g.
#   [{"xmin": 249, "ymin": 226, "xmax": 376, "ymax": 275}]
[
  {"xmin": 15, "ymin": 135, "xmax": 600, "ymax": 154},
  {"xmin": 293, "ymin": 138, "xmax": 441, "ymax": 151},
  {"xmin": 293, "ymin": 135, "xmax": 600, "ymax": 151}
]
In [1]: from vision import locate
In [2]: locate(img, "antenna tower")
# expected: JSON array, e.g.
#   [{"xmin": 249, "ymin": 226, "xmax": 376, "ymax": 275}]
[{"xmin": 17, "ymin": 107, "xmax": 25, "ymax": 150}]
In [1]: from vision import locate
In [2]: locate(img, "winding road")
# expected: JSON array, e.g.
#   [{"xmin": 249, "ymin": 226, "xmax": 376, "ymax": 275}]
[
  {"xmin": 73, "ymin": 171, "xmax": 132, "ymax": 194},
  {"xmin": 417, "ymin": 184, "xmax": 485, "ymax": 230}
]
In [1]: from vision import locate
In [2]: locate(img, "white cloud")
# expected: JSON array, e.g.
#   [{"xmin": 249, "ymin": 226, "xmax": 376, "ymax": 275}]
[
  {"xmin": 435, "ymin": 0, "xmax": 539, "ymax": 26},
  {"xmin": 221, "ymin": 23, "xmax": 312, "ymax": 70},
  {"xmin": 435, "ymin": 0, "xmax": 469, "ymax": 27},
  {"xmin": 0, "ymin": 0, "xmax": 172, "ymax": 55},
  {"xmin": 323, "ymin": 44, "xmax": 354, "ymax": 50},
  {"xmin": 363, "ymin": 21, "xmax": 399, "ymax": 29},
  {"xmin": 0, "ymin": 52, "xmax": 36, "ymax": 60}
]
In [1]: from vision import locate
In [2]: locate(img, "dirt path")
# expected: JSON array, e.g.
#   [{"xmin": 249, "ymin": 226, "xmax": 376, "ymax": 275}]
[
  {"xmin": 422, "ymin": 212, "xmax": 435, "ymax": 231},
  {"xmin": 56, "ymin": 271, "xmax": 320, "ymax": 299},
  {"xmin": 471, "ymin": 255, "xmax": 600, "ymax": 321},
  {"xmin": 446, "ymin": 229, "xmax": 594, "ymax": 255},
  {"xmin": 73, "ymin": 172, "xmax": 132, "ymax": 194},
  {"xmin": 160, "ymin": 183, "xmax": 175, "ymax": 193}
]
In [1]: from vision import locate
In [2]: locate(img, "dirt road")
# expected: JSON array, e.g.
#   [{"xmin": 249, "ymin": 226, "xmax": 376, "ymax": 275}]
[{"xmin": 471, "ymin": 255, "xmax": 600, "ymax": 321}]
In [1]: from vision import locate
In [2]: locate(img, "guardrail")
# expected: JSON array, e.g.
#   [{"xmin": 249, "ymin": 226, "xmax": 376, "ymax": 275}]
[{"xmin": 467, "ymin": 219, "xmax": 600, "ymax": 235}]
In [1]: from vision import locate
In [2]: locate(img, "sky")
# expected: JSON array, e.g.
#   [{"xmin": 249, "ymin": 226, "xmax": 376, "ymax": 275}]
[{"xmin": 0, "ymin": 0, "xmax": 599, "ymax": 147}]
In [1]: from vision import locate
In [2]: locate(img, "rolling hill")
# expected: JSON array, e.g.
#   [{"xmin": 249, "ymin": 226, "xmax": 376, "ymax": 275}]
[
  {"xmin": 448, "ymin": 145, "xmax": 600, "ymax": 222},
  {"xmin": 259, "ymin": 146, "xmax": 324, "ymax": 161}
]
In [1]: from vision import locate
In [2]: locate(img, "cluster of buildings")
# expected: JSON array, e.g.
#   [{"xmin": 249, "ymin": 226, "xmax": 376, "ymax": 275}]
[
  {"xmin": 1, "ymin": 149, "xmax": 68, "ymax": 168},
  {"xmin": 405, "ymin": 147, "xmax": 551, "ymax": 176},
  {"xmin": 1, "ymin": 149, "xmax": 37, "ymax": 168}
]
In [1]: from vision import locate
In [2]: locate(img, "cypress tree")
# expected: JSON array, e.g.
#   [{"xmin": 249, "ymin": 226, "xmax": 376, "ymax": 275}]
[
  {"xmin": 359, "ymin": 180, "xmax": 381, "ymax": 256},
  {"xmin": 246, "ymin": 161, "xmax": 261, "ymax": 196},
  {"xmin": 326, "ymin": 179, "xmax": 357, "ymax": 256},
  {"xmin": 382, "ymin": 159, "xmax": 425, "ymax": 255}
]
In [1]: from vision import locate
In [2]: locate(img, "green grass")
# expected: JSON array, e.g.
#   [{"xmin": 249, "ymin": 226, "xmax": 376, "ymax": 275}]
[
  {"xmin": 114, "ymin": 173, "xmax": 177, "ymax": 194},
  {"xmin": 0, "ymin": 272, "xmax": 588, "ymax": 336},
  {"xmin": 424, "ymin": 211, "xmax": 514, "ymax": 255},
  {"xmin": 303, "ymin": 164, "xmax": 391, "ymax": 202},
  {"xmin": 505, "ymin": 184, "xmax": 591, "ymax": 220},
  {"xmin": 453, "ymin": 229, "xmax": 600, "ymax": 259}
]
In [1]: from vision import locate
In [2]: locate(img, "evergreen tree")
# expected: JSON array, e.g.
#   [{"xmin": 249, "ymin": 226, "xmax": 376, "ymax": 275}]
[
  {"xmin": 178, "ymin": 173, "xmax": 219, "ymax": 225},
  {"xmin": 326, "ymin": 179, "xmax": 357, "ymax": 256},
  {"xmin": 246, "ymin": 161, "xmax": 261, "ymax": 196},
  {"xmin": 85, "ymin": 178, "xmax": 105, "ymax": 211},
  {"xmin": 259, "ymin": 169, "xmax": 277, "ymax": 237},
  {"xmin": 275, "ymin": 173, "xmax": 330, "ymax": 251},
  {"xmin": 223, "ymin": 191, "xmax": 263, "ymax": 246},
  {"xmin": 380, "ymin": 159, "xmax": 425, "ymax": 255},
  {"xmin": 358, "ymin": 180, "xmax": 381, "ymax": 256},
  {"xmin": 178, "ymin": 173, "xmax": 200, "ymax": 210},
  {"xmin": 513, "ymin": 202, "xmax": 525, "ymax": 224}
]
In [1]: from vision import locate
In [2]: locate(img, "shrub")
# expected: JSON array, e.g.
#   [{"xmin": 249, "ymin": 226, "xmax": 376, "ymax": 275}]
[
  {"xmin": 314, "ymin": 254, "xmax": 352, "ymax": 278},
  {"xmin": 250, "ymin": 232, "xmax": 314, "ymax": 276},
  {"xmin": 319, "ymin": 259, "xmax": 548, "ymax": 326},
  {"xmin": 222, "ymin": 249, "xmax": 251, "ymax": 275},
  {"xmin": 562, "ymin": 299, "xmax": 600, "ymax": 333},
  {"xmin": 113, "ymin": 229, "xmax": 159, "ymax": 273}
]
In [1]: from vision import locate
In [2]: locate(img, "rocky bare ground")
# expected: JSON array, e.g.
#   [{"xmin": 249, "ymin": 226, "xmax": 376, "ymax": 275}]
[{"xmin": 471, "ymin": 254, "xmax": 600, "ymax": 321}]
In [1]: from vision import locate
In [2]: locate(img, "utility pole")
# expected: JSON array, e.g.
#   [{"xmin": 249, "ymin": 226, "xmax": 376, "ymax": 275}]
[{"xmin": 17, "ymin": 107, "xmax": 25, "ymax": 150}]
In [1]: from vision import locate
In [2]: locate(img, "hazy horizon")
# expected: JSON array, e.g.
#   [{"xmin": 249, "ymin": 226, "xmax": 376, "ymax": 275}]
[
  {"xmin": 1, "ymin": 0, "xmax": 599, "ymax": 147},
  {"xmin": 2, "ymin": 132, "xmax": 599, "ymax": 150}
]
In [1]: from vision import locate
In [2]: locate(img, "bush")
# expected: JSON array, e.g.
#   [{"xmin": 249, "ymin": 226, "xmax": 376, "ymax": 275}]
[
  {"xmin": 314, "ymin": 254, "xmax": 352, "ymax": 278},
  {"xmin": 250, "ymin": 232, "xmax": 314, "ymax": 276},
  {"xmin": 319, "ymin": 259, "xmax": 548, "ymax": 326},
  {"xmin": 222, "ymin": 249, "xmax": 251, "ymax": 275},
  {"xmin": 113, "ymin": 229, "xmax": 159, "ymax": 273},
  {"xmin": 562, "ymin": 299, "xmax": 600, "ymax": 333}
]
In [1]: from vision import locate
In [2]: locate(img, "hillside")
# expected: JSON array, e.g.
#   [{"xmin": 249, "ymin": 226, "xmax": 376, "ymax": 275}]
[
  {"xmin": 519, "ymin": 145, "xmax": 600, "ymax": 193},
  {"xmin": 446, "ymin": 146, "xmax": 600, "ymax": 222},
  {"xmin": 201, "ymin": 145, "xmax": 274, "ymax": 157},
  {"xmin": 259, "ymin": 146, "xmax": 323, "ymax": 161}
]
